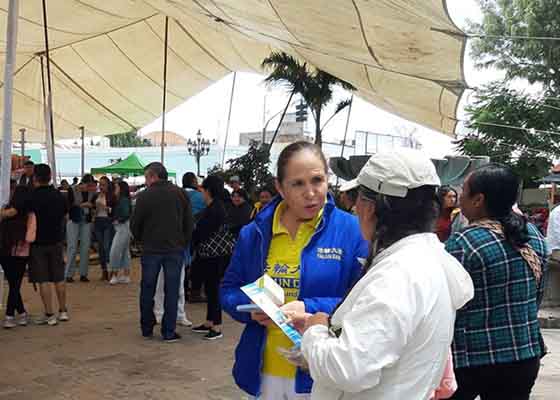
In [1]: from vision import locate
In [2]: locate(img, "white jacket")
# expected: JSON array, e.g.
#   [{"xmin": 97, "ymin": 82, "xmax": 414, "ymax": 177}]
[{"xmin": 301, "ymin": 233, "xmax": 474, "ymax": 400}]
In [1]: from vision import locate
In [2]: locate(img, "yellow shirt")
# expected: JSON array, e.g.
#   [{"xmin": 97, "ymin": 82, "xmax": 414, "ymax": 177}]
[{"xmin": 262, "ymin": 201, "xmax": 323, "ymax": 378}]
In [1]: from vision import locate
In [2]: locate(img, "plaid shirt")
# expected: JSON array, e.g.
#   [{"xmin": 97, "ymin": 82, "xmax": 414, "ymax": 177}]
[{"xmin": 445, "ymin": 223, "xmax": 548, "ymax": 369}]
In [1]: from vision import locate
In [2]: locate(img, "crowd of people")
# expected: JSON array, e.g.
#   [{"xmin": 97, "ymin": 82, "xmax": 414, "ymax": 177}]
[{"xmin": 0, "ymin": 142, "xmax": 551, "ymax": 399}]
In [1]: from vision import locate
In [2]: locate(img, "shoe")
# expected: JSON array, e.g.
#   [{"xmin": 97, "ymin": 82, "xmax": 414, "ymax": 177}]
[
  {"xmin": 177, "ymin": 317, "xmax": 193, "ymax": 327},
  {"xmin": 109, "ymin": 276, "xmax": 119, "ymax": 285},
  {"xmin": 17, "ymin": 313, "xmax": 28, "ymax": 326},
  {"xmin": 162, "ymin": 333, "xmax": 182, "ymax": 343},
  {"xmin": 35, "ymin": 314, "xmax": 58, "ymax": 326},
  {"xmin": 3, "ymin": 316, "xmax": 16, "ymax": 329},
  {"xmin": 58, "ymin": 311, "xmax": 70, "ymax": 322},
  {"xmin": 118, "ymin": 276, "xmax": 131, "ymax": 284},
  {"xmin": 191, "ymin": 324, "xmax": 211, "ymax": 333},
  {"xmin": 80, "ymin": 276, "xmax": 90, "ymax": 282},
  {"xmin": 204, "ymin": 330, "xmax": 223, "ymax": 341},
  {"xmin": 66, "ymin": 277, "xmax": 74, "ymax": 283},
  {"xmin": 101, "ymin": 270, "xmax": 109, "ymax": 281}
]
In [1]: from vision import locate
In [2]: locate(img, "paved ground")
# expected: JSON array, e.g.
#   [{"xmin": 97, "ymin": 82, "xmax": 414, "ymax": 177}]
[{"xmin": 1, "ymin": 259, "xmax": 559, "ymax": 399}]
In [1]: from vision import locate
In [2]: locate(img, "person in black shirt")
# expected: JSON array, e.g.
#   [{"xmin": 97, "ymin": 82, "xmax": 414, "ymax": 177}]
[
  {"xmin": 28, "ymin": 164, "xmax": 69, "ymax": 326},
  {"xmin": 18, "ymin": 160, "xmax": 34, "ymax": 187}
]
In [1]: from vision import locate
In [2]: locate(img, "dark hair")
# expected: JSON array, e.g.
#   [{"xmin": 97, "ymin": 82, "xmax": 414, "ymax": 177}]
[
  {"xmin": 73, "ymin": 177, "xmax": 79, "ymax": 183},
  {"xmin": 360, "ymin": 184, "xmax": 438, "ymax": 259},
  {"xmin": 23, "ymin": 160, "xmax": 34, "ymax": 167},
  {"xmin": 437, "ymin": 186, "xmax": 458, "ymax": 211},
  {"xmin": 60, "ymin": 179, "xmax": 69, "ymax": 186},
  {"xmin": 232, "ymin": 188, "xmax": 249, "ymax": 203},
  {"xmin": 343, "ymin": 188, "xmax": 359, "ymax": 203},
  {"xmin": 258, "ymin": 185, "xmax": 276, "ymax": 197},
  {"xmin": 144, "ymin": 162, "xmax": 168, "ymax": 180},
  {"xmin": 34, "ymin": 164, "xmax": 51, "ymax": 184},
  {"xmin": 466, "ymin": 163, "xmax": 528, "ymax": 247},
  {"xmin": 1, "ymin": 185, "xmax": 33, "ymax": 253},
  {"xmin": 116, "ymin": 181, "xmax": 130, "ymax": 199},
  {"xmin": 202, "ymin": 175, "xmax": 226, "ymax": 202},
  {"xmin": 99, "ymin": 176, "xmax": 115, "ymax": 207},
  {"xmin": 82, "ymin": 173, "xmax": 95, "ymax": 184},
  {"xmin": 182, "ymin": 172, "xmax": 198, "ymax": 189},
  {"xmin": 276, "ymin": 141, "xmax": 328, "ymax": 183}
]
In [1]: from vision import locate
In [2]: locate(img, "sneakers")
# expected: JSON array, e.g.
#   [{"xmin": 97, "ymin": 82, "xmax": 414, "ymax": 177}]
[
  {"xmin": 177, "ymin": 317, "xmax": 193, "ymax": 327},
  {"xmin": 162, "ymin": 332, "xmax": 182, "ymax": 343},
  {"xmin": 80, "ymin": 276, "xmax": 90, "ymax": 282},
  {"xmin": 58, "ymin": 311, "xmax": 70, "ymax": 322},
  {"xmin": 109, "ymin": 276, "xmax": 119, "ymax": 285},
  {"xmin": 3, "ymin": 316, "xmax": 16, "ymax": 329},
  {"xmin": 191, "ymin": 324, "xmax": 211, "ymax": 333},
  {"xmin": 18, "ymin": 313, "xmax": 28, "ymax": 326},
  {"xmin": 35, "ymin": 314, "xmax": 58, "ymax": 326},
  {"xmin": 118, "ymin": 276, "xmax": 131, "ymax": 284},
  {"xmin": 204, "ymin": 330, "xmax": 223, "ymax": 341}
]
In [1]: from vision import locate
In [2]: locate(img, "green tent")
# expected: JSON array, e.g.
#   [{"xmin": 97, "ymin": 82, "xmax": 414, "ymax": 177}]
[{"xmin": 90, "ymin": 153, "xmax": 176, "ymax": 177}]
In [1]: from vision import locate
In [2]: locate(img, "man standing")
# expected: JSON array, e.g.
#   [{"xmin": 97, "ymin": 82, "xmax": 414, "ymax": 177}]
[
  {"xmin": 18, "ymin": 160, "xmax": 34, "ymax": 187},
  {"xmin": 546, "ymin": 204, "xmax": 560, "ymax": 306},
  {"xmin": 132, "ymin": 162, "xmax": 193, "ymax": 342},
  {"xmin": 29, "ymin": 164, "xmax": 69, "ymax": 325}
]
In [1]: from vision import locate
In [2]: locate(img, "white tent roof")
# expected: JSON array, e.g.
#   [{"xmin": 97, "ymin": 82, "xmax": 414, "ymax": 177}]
[{"xmin": 0, "ymin": 0, "xmax": 467, "ymax": 142}]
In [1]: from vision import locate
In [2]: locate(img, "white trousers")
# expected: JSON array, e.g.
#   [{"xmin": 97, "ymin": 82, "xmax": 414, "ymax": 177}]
[
  {"xmin": 250, "ymin": 375, "xmax": 311, "ymax": 400},
  {"xmin": 154, "ymin": 266, "xmax": 186, "ymax": 320}
]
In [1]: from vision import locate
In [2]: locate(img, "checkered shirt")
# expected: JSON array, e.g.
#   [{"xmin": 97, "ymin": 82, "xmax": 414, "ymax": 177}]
[{"xmin": 445, "ymin": 223, "xmax": 548, "ymax": 369}]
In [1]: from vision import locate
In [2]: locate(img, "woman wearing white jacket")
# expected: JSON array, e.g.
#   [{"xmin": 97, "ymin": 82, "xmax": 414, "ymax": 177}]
[{"xmin": 289, "ymin": 149, "xmax": 475, "ymax": 399}]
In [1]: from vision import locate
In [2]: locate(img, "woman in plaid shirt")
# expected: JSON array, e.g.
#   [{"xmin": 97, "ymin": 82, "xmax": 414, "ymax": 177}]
[{"xmin": 446, "ymin": 164, "xmax": 548, "ymax": 400}]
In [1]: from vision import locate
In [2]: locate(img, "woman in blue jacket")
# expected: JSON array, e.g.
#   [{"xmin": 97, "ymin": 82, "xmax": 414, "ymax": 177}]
[{"xmin": 221, "ymin": 141, "xmax": 368, "ymax": 399}]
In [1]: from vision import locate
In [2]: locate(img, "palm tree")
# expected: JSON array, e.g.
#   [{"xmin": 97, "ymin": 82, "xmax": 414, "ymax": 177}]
[{"xmin": 262, "ymin": 52, "xmax": 355, "ymax": 148}]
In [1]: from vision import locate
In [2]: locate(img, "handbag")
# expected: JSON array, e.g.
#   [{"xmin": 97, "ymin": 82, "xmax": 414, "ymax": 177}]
[{"xmin": 198, "ymin": 225, "xmax": 235, "ymax": 259}]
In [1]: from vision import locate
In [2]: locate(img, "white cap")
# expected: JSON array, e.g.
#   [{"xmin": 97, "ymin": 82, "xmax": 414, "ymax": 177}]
[{"xmin": 340, "ymin": 148, "xmax": 440, "ymax": 198}]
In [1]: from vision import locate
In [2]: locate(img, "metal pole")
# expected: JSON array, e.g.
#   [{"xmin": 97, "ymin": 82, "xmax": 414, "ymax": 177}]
[
  {"xmin": 270, "ymin": 88, "xmax": 296, "ymax": 148},
  {"xmin": 0, "ymin": 0, "xmax": 19, "ymax": 206},
  {"xmin": 41, "ymin": 0, "xmax": 57, "ymax": 184},
  {"xmin": 160, "ymin": 16, "xmax": 169, "ymax": 164},
  {"xmin": 340, "ymin": 94, "xmax": 354, "ymax": 158},
  {"xmin": 222, "ymin": 72, "xmax": 237, "ymax": 168},
  {"xmin": 19, "ymin": 128, "xmax": 25, "ymax": 156},
  {"xmin": 80, "ymin": 126, "xmax": 85, "ymax": 176}
]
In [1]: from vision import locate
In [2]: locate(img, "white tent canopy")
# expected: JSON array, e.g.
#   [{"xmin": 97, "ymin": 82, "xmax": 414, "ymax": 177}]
[{"xmin": 0, "ymin": 0, "xmax": 466, "ymax": 142}]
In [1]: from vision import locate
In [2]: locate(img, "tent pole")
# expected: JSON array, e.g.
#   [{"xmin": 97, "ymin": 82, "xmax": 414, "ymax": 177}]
[
  {"xmin": 80, "ymin": 126, "xmax": 85, "ymax": 176},
  {"xmin": 41, "ymin": 0, "xmax": 57, "ymax": 183},
  {"xmin": 222, "ymin": 72, "xmax": 237, "ymax": 168},
  {"xmin": 160, "ymin": 16, "xmax": 169, "ymax": 164},
  {"xmin": 0, "ymin": 0, "xmax": 19, "ymax": 206},
  {"xmin": 40, "ymin": 56, "xmax": 56, "ymax": 182},
  {"xmin": 336, "ymin": 94, "xmax": 354, "ymax": 187},
  {"xmin": 19, "ymin": 128, "xmax": 25, "ymax": 156},
  {"xmin": 269, "ymin": 88, "xmax": 295, "ymax": 148}
]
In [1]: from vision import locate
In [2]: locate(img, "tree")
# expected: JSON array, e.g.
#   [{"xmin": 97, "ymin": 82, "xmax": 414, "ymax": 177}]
[
  {"xmin": 458, "ymin": 0, "xmax": 560, "ymax": 187},
  {"xmin": 262, "ymin": 52, "xmax": 355, "ymax": 147},
  {"xmin": 223, "ymin": 141, "xmax": 274, "ymax": 195},
  {"xmin": 106, "ymin": 130, "xmax": 150, "ymax": 148}
]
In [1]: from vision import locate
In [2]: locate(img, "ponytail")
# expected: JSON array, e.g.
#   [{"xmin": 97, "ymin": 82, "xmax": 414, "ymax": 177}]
[{"xmin": 497, "ymin": 211, "xmax": 529, "ymax": 248}]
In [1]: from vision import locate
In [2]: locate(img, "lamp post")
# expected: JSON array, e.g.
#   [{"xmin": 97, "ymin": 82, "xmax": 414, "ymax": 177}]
[{"xmin": 187, "ymin": 129, "xmax": 211, "ymax": 177}]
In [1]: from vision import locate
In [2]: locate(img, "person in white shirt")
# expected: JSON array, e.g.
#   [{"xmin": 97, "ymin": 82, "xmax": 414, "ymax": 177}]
[{"xmin": 288, "ymin": 149, "xmax": 474, "ymax": 400}]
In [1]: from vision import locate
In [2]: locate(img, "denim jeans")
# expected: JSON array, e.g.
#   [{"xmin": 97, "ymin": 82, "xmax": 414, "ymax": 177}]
[
  {"xmin": 109, "ymin": 221, "xmax": 131, "ymax": 271},
  {"xmin": 94, "ymin": 217, "xmax": 113, "ymax": 270},
  {"xmin": 140, "ymin": 251, "xmax": 184, "ymax": 338},
  {"xmin": 65, "ymin": 221, "xmax": 92, "ymax": 278}
]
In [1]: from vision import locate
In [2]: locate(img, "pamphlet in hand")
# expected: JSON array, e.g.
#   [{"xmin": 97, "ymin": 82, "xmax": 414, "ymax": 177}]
[{"xmin": 241, "ymin": 275, "xmax": 302, "ymax": 347}]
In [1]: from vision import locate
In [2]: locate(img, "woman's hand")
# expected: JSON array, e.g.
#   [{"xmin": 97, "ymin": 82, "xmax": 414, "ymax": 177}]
[
  {"xmin": 304, "ymin": 312, "xmax": 329, "ymax": 332},
  {"xmin": 281, "ymin": 300, "xmax": 305, "ymax": 314},
  {"xmin": 0, "ymin": 207, "xmax": 17, "ymax": 219},
  {"xmin": 80, "ymin": 202, "xmax": 93, "ymax": 209},
  {"xmin": 285, "ymin": 312, "xmax": 312, "ymax": 334},
  {"xmin": 251, "ymin": 311, "xmax": 273, "ymax": 327}
]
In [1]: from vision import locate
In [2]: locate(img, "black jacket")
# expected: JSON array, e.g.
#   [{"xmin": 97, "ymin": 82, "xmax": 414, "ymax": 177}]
[
  {"xmin": 192, "ymin": 199, "xmax": 226, "ymax": 248},
  {"xmin": 131, "ymin": 181, "xmax": 193, "ymax": 254}
]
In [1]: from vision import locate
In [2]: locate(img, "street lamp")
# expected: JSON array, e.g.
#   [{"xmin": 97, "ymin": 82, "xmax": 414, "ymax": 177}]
[{"xmin": 187, "ymin": 129, "xmax": 212, "ymax": 177}]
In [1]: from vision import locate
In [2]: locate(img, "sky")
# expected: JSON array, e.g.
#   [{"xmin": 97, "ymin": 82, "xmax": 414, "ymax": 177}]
[{"xmin": 139, "ymin": 0, "xmax": 494, "ymax": 159}]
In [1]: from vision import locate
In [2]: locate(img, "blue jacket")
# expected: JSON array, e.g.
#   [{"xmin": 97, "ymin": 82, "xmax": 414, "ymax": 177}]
[{"xmin": 220, "ymin": 194, "xmax": 369, "ymax": 396}]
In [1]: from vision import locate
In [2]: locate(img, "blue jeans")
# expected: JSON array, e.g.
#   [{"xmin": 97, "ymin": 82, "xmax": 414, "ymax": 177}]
[
  {"xmin": 94, "ymin": 217, "xmax": 113, "ymax": 270},
  {"xmin": 140, "ymin": 251, "xmax": 184, "ymax": 338},
  {"xmin": 109, "ymin": 221, "xmax": 130, "ymax": 271},
  {"xmin": 65, "ymin": 221, "xmax": 92, "ymax": 278}
]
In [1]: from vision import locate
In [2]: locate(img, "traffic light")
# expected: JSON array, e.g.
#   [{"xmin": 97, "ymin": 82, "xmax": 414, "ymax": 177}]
[{"xmin": 295, "ymin": 101, "xmax": 308, "ymax": 122}]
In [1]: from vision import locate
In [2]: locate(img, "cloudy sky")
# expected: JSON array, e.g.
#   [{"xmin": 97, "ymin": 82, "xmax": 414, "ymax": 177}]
[{"xmin": 140, "ymin": 0, "xmax": 494, "ymax": 158}]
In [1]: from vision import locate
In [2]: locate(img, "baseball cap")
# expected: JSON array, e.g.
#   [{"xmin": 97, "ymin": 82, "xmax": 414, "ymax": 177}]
[{"xmin": 340, "ymin": 148, "xmax": 440, "ymax": 198}]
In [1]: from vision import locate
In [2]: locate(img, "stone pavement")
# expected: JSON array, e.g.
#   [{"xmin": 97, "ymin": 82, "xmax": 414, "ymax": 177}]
[{"xmin": 0, "ymin": 259, "xmax": 559, "ymax": 400}]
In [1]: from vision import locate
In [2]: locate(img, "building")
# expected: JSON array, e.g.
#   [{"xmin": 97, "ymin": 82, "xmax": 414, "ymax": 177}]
[
  {"xmin": 142, "ymin": 131, "xmax": 188, "ymax": 146},
  {"xmin": 239, "ymin": 112, "xmax": 313, "ymax": 146}
]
